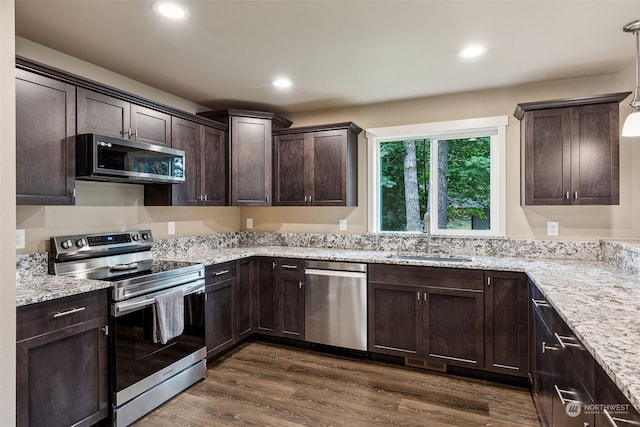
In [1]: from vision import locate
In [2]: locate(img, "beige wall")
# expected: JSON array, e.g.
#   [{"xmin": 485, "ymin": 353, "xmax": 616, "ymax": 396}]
[
  {"xmin": 16, "ymin": 38, "xmax": 241, "ymax": 253},
  {"xmin": 16, "ymin": 38, "xmax": 640, "ymax": 251},
  {"xmin": 2, "ymin": 0, "xmax": 17, "ymax": 422},
  {"xmin": 248, "ymin": 68, "xmax": 639, "ymax": 241}
]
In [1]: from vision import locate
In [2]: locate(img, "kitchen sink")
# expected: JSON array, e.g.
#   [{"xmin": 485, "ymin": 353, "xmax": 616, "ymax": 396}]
[{"xmin": 391, "ymin": 254, "xmax": 472, "ymax": 262}]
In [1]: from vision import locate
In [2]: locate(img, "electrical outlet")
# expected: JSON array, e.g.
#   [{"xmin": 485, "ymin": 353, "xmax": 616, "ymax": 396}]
[
  {"xmin": 339, "ymin": 219, "xmax": 347, "ymax": 231},
  {"xmin": 16, "ymin": 229, "xmax": 25, "ymax": 249},
  {"xmin": 168, "ymin": 221, "xmax": 175, "ymax": 235},
  {"xmin": 246, "ymin": 218, "xmax": 253, "ymax": 229},
  {"xmin": 547, "ymin": 221, "xmax": 559, "ymax": 236}
]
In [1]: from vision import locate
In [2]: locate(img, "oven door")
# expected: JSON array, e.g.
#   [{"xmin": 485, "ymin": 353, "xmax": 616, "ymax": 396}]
[{"xmin": 111, "ymin": 280, "xmax": 205, "ymax": 406}]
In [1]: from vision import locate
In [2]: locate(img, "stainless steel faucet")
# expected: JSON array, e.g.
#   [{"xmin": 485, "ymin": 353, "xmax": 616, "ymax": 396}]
[{"xmin": 423, "ymin": 212, "xmax": 434, "ymax": 254}]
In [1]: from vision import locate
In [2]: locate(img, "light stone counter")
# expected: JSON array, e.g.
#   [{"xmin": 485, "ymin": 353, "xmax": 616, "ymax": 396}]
[
  {"xmin": 16, "ymin": 274, "xmax": 111, "ymax": 306},
  {"xmin": 15, "ymin": 243, "xmax": 640, "ymax": 413}
]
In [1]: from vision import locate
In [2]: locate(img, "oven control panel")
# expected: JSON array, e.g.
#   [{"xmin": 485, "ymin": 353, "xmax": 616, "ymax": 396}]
[{"xmin": 51, "ymin": 229, "xmax": 153, "ymax": 258}]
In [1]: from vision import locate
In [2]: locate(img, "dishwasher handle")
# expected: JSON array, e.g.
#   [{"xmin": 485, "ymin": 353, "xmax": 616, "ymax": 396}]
[{"xmin": 305, "ymin": 268, "xmax": 367, "ymax": 279}]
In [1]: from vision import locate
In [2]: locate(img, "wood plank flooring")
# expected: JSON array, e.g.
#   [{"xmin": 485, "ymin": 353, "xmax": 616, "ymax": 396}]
[{"xmin": 133, "ymin": 342, "xmax": 541, "ymax": 427}]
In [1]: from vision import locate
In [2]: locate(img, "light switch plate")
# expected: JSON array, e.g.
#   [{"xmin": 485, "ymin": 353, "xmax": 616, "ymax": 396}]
[
  {"xmin": 168, "ymin": 221, "xmax": 175, "ymax": 235},
  {"xmin": 547, "ymin": 221, "xmax": 559, "ymax": 236},
  {"xmin": 246, "ymin": 218, "xmax": 253, "ymax": 229},
  {"xmin": 16, "ymin": 229, "xmax": 25, "ymax": 249},
  {"xmin": 339, "ymin": 219, "xmax": 347, "ymax": 231}
]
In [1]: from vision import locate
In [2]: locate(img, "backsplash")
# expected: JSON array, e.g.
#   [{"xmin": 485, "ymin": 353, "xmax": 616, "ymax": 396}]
[
  {"xmin": 602, "ymin": 240, "xmax": 640, "ymax": 275},
  {"xmin": 238, "ymin": 232, "xmax": 602, "ymax": 261},
  {"xmin": 17, "ymin": 232, "xmax": 623, "ymax": 279}
]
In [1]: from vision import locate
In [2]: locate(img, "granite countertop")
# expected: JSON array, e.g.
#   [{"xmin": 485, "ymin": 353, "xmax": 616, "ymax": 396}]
[
  {"xmin": 16, "ymin": 274, "xmax": 111, "ymax": 306},
  {"xmin": 16, "ymin": 245, "xmax": 640, "ymax": 412}
]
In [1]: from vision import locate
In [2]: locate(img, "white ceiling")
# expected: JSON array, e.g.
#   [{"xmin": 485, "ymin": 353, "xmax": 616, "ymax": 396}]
[{"xmin": 14, "ymin": 0, "xmax": 640, "ymax": 114}]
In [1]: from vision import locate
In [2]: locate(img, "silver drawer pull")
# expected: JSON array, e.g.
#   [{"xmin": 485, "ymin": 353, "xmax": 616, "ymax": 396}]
[
  {"xmin": 554, "ymin": 385, "xmax": 579, "ymax": 405},
  {"xmin": 281, "ymin": 264, "xmax": 299, "ymax": 270},
  {"xmin": 542, "ymin": 341, "xmax": 559, "ymax": 353},
  {"xmin": 53, "ymin": 306, "xmax": 86, "ymax": 318},
  {"xmin": 532, "ymin": 299, "xmax": 550, "ymax": 308},
  {"xmin": 214, "ymin": 269, "xmax": 230, "ymax": 276},
  {"xmin": 555, "ymin": 333, "xmax": 581, "ymax": 349}
]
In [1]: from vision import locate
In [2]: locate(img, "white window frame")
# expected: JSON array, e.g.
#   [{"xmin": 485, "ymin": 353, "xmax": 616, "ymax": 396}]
[{"xmin": 366, "ymin": 116, "xmax": 508, "ymax": 236}]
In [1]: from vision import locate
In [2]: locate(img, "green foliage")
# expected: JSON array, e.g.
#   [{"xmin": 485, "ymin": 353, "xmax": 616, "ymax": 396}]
[
  {"xmin": 444, "ymin": 138, "xmax": 491, "ymax": 223},
  {"xmin": 380, "ymin": 139, "xmax": 429, "ymax": 231},
  {"xmin": 379, "ymin": 136, "xmax": 490, "ymax": 231}
]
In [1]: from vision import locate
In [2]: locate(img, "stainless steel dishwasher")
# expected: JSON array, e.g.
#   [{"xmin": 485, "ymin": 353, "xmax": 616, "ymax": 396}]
[{"xmin": 304, "ymin": 260, "xmax": 368, "ymax": 351}]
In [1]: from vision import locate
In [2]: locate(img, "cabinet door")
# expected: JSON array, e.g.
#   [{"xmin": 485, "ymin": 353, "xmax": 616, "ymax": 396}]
[
  {"xmin": 255, "ymin": 258, "xmax": 278, "ymax": 335},
  {"xmin": 279, "ymin": 260, "xmax": 305, "ymax": 340},
  {"xmin": 16, "ymin": 318, "xmax": 108, "ymax": 427},
  {"xmin": 201, "ymin": 125, "xmax": 227, "ymax": 206},
  {"xmin": 532, "ymin": 306, "xmax": 557, "ymax": 427},
  {"xmin": 368, "ymin": 282, "xmax": 422, "ymax": 357},
  {"xmin": 170, "ymin": 117, "xmax": 201, "ymax": 205},
  {"xmin": 310, "ymin": 129, "xmax": 349, "ymax": 206},
  {"xmin": 235, "ymin": 258, "xmax": 255, "ymax": 341},
  {"xmin": 423, "ymin": 287, "xmax": 484, "ymax": 369},
  {"xmin": 231, "ymin": 116, "xmax": 272, "ymax": 206},
  {"xmin": 77, "ymin": 87, "xmax": 130, "ymax": 138},
  {"xmin": 594, "ymin": 365, "xmax": 640, "ymax": 426},
  {"xmin": 273, "ymin": 133, "xmax": 307, "ymax": 206},
  {"xmin": 16, "ymin": 69, "xmax": 76, "ymax": 205},
  {"xmin": 484, "ymin": 271, "xmax": 529, "ymax": 376},
  {"xmin": 524, "ymin": 108, "xmax": 572, "ymax": 205},
  {"xmin": 571, "ymin": 103, "xmax": 619, "ymax": 205},
  {"xmin": 205, "ymin": 279, "xmax": 235, "ymax": 358},
  {"xmin": 130, "ymin": 104, "xmax": 171, "ymax": 146}
]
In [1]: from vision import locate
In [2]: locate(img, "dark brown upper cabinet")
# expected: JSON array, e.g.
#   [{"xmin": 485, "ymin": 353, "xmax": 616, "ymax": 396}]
[
  {"xmin": 77, "ymin": 87, "xmax": 171, "ymax": 146},
  {"xmin": 273, "ymin": 122, "xmax": 362, "ymax": 206},
  {"xmin": 144, "ymin": 117, "xmax": 227, "ymax": 206},
  {"xmin": 16, "ymin": 69, "xmax": 76, "ymax": 205},
  {"xmin": 515, "ymin": 92, "xmax": 630, "ymax": 205},
  {"xmin": 199, "ymin": 109, "xmax": 292, "ymax": 206}
]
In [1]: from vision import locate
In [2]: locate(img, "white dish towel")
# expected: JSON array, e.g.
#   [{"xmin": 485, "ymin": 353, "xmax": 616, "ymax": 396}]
[{"xmin": 153, "ymin": 288, "xmax": 184, "ymax": 344}]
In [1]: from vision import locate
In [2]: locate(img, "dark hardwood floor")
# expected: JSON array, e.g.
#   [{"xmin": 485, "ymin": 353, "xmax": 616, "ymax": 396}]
[{"xmin": 134, "ymin": 342, "xmax": 541, "ymax": 426}]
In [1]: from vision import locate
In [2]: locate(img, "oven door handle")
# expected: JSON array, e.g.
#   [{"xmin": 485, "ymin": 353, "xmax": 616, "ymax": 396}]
[{"xmin": 112, "ymin": 279, "xmax": 205, "ymax": 317}]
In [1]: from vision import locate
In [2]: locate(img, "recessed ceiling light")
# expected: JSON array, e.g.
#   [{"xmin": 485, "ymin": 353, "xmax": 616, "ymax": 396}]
[
  {"xmin": 458, "ymin": 45, "xmax": 487, "ymax": 59},
  {"xmin": 272, "ymin": 78, "xmax": 292, "ymax": 89},
  {"xmin": 153, "ymin": 2, "xmax": 189, "ymax": 20}
]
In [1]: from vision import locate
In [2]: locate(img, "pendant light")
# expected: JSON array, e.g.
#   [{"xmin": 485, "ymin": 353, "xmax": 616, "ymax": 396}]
[{"xmin": 623, "ymin": 20, "xmax": 640, "ymax": 137}]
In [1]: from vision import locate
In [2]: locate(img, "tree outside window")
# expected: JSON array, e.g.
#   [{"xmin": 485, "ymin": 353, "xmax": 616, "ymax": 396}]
[{"xmin": 379, "ymin": 136, "xmax": 491, "ymax": 232}]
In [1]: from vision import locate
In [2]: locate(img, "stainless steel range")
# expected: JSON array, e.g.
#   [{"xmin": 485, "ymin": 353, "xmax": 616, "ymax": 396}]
[{"xmin": 50, "ymin": 230, "xmax": 206, "ymax": 427}]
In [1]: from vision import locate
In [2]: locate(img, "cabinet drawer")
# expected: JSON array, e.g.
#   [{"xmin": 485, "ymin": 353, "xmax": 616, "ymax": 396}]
[
  {"xmin": 530, "ymin": 283, "xmax": 574, "ymax": 337},
  {"xmin": 595, "ymin": 366, "xmax": 640, "ymax": 425},
  {"xmin": 278, "ymin": 259, "xmax": 304, "ymax": 277},
  {"xmin": 206, "ymin": 262, "xmax": 236, "ymax": 285},
  {"xmin": 17, "ymin": 289, "xmax": 108, "ymax": 342},
  {"xmin": 369, "ymin": 264, "xmax": 483, "ymax": 290}
]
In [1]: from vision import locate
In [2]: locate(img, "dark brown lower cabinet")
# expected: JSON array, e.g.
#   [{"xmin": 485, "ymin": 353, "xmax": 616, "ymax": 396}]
[
  {"xmin": 367, "ymin": 282, "xmax": 422, "ymax": 357},
  {"xmin": 484, "ymin": 271, "xmax": 529, "ymax": 376},
  {"xmin": 235, "ymin": 258, "xmax": 255, "ymax": 341},
  {"xmin": 255, "ymin": 258, "xmax": 278, "ymax": 335},
  {"xmin": 253, "ymin": 257, "xmax": 305, "ymax": 339},
  {"xmin": 205, "ymin": 263, "xmax": 236, "ymax": 358},
  {"xmin": 16, "ymin": 290, "xmax": 108, "ymax": 427},
  {"xmin": 531, "ymin": 281, "xmax": 595, "ymax": 427},
  {"xmin": 594, "ymin": 366, "xmax": 640, "ymax": 426},
  {"xmin": 278, "ymin": 259, "xmax": 305, "ymax": 340},
  {"xmin": 368, "ymin": 264, "xmax": 484, "ymax": 370},
  {"xmin": 423, "ymin": 286, "xmax": 484, "ymax": 369}
]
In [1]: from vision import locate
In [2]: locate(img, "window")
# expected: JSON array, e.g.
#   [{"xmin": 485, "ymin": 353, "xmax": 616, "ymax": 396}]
[{"xmin": 367, "ymin": 116, "xmax": 507, "ymax": 236}]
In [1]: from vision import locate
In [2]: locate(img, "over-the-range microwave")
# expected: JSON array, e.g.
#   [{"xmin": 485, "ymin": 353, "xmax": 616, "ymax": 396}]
[{"xmin": 75, "ymin": 133, "xmax": 186, "ymax": 184}]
